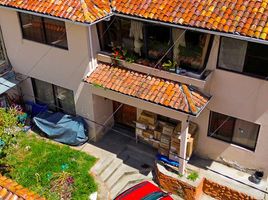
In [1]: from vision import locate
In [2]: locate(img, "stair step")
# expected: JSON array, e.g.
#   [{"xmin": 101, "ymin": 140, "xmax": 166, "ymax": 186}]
[
  {"xmin": 110, "ymin": 173, "xmax": 150, "ymax": 199},
  {"xmin": 100, "ymin": 159, "xmax": 123, "ymax": 182},
  {"xmin": 91, "ymin": 156, "xmax": 114, "ymax": 176},
  {"xmin": 106, "ymin": 165, "xmax": 138, "ymax": 189}
]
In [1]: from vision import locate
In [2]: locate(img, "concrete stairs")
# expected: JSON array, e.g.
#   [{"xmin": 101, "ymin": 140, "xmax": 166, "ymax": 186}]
[{"xmin": 90, "ymin": 154, "xmax": 153, "ymax": 199}]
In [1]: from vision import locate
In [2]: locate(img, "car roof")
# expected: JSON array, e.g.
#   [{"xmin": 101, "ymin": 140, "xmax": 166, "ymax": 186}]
[{"xmin": 115, "ymin": 181, "xmax": 163, "ymax": 200}]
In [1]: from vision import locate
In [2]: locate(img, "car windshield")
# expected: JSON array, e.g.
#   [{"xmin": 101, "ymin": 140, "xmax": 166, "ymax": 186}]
[{"xmin": 141, "ymin": 191, "xmax": 166, "ymax": 200}]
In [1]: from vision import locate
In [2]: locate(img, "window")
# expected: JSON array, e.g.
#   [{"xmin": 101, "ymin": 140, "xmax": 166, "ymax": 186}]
[
  {"xmin": 208, "ymin": 111, "xmax": 260, "ymax": 151},
  {"xmin": 32, "ymin": 79, "xmax": 75, "ymax": 115},
  {"xmin": 176, "ymin": 30, "xmax": 212, "ymax": 73},
  {"xmin": 145, "ymin": 24, "xmax": 172, "ymax": 60},
  {"xmin": 97, "ymin": 17, "xmax": 213, "ymax": 75},
  {"xmin": 218, "ymin": 37, "xmax": 268, "ymax": 79},
  {"xmin": 19, "ymin": 13, "xmax": 68, "ymax": 49}
]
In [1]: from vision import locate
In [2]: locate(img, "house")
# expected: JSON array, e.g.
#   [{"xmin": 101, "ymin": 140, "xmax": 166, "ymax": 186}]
[{"xmin": 0, "ymin": 0, "xmax": 267, "ymax": 179}]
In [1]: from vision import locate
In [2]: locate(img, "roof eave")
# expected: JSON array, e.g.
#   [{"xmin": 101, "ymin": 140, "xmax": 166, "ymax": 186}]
[
  {"xmin": 0, "ymin": 5, "xmax": 114, "ymax": 26},
  {"xmin": 114, "ymin": 12, "xmax": 268, "ymax": 46}
]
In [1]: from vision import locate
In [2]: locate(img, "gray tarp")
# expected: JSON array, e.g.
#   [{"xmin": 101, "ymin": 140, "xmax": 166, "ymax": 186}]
[{"xmin": 33, "ymin": 112, "xmax": 88, "ymax": 146}]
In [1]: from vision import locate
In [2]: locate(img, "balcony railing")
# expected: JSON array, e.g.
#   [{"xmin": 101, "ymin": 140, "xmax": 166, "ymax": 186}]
[{"xmin": 97, "ymin": 53, "xmax": 212, "ymax": 89}]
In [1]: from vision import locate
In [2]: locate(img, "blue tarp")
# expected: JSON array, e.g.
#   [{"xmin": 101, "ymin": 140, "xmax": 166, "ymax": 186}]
[{"xmin": 33, "ymin": 112, "xmax": 88, "ymax": 146}]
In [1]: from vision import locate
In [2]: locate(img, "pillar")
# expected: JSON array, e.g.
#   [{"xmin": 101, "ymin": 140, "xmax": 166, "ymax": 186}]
[{"xmin": 179, "ymin": 119, "xmax": 189, "ymax": 174}]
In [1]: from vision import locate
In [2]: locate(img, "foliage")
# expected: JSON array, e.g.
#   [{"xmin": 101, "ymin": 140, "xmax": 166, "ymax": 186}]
[
  {"xmin": 0, "ymin": 108, "xmax": 21, "ymax": 160},
  {"xmin": 112, "ymin": 47, "xmax": 137, "ymax": 63},
  {"xmin": 2, "ymin": 133, "xmax": 97, "ymax": 200},
  {"xmin": 162, "ymin": 60, "xmax": 177, "ymax": 71},
  {"xmin": 187, "ymin": 171, "xmax": 199, "ymax": 181}
]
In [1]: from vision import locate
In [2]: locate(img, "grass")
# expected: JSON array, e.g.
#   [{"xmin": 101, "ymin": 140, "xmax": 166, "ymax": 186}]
[{"xmin": 3, "ymin": 132, "xmax": 97, "ymax": 200}]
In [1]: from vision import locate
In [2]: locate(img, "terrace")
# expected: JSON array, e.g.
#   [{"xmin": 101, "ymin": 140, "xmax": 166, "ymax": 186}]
[{"xmin": 96, "ymin": 16, "xmax": 213, "ymax": 89}]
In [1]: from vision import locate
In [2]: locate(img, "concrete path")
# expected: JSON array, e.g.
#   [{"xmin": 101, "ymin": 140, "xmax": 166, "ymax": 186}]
[{"xmin": 74, "ymin": 130, "xmax": 155, "ymax": 199}]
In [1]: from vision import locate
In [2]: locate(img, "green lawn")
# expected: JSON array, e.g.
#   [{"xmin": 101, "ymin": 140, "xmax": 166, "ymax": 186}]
[{"xmin": 0, "ymin": 109, "xmax": 97, "ymax": 200}]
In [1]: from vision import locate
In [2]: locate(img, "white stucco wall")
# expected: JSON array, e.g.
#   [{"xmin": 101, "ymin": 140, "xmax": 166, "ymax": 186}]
[
  {"xmin": 193, "ymin": 36, "xmax": 268, "ymax": 174},
  {"xmin": 0, "ymin": 8, "xmax": 103, "ymax": 140}
]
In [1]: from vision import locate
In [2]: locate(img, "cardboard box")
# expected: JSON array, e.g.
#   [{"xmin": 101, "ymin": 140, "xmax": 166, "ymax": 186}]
[
  {"xmin": 151, "ymin": 139, "xmax": 160, "ymax": 149},
  {"xmin": 174, "ymin": 122, "xmax": 181, "ymax": 134},
  {"xmin": 158, "ymin": 147, "xmax": 169, "ymax": 157},
  {"xmin": 154, "ymin": 129, "xmax": 162, "ymax": 140},
  {"xmin": 136, "ymin": 128, "xmax": 143, "ymax": 136},
  {"xmin": 160, "ymin": 142, "xmax": 170, "ymax": 150},
  {"xmin": 135, "ymin": 121, "xmax": 148, "ymax": 130},
  {"xmin": 142, "ymin": 130, "xmax": 154, "ymax": 139},
  {"xmin": 162, "ymin": 124, "xmax": 175, "ymax": 136},
  {"xmin": 160, "ymin": 134, "xmax": 170, "ymax": 145},
  {"xmin": 139, "ymin": 111, "xmax": 157, "ymax": 125}
]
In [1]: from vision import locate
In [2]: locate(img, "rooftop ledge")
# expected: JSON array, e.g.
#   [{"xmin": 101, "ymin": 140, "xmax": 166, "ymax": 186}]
[{"xmin": 97, "ymin": 53, "xmax": 212, "ymax": 89}]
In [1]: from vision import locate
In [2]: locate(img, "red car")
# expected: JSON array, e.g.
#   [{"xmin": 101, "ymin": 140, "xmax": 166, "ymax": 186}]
[{"xmin": 114, "ymin": 181, "xmax": 174, "ymax": 200}]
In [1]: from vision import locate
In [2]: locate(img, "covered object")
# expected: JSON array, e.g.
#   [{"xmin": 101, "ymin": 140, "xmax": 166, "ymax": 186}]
[{"xmin": 33, "ymin": 112, "xmax": 88, "ymax": 146}]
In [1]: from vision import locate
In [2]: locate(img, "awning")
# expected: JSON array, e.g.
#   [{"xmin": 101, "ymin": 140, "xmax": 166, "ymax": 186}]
[
  {"xmin": 0, "ymin": 71, "xmax": 26, "ymax": 95},
  {"xmin": 84, "ymin": 63, "xmax": 211, "ymax": 116}
]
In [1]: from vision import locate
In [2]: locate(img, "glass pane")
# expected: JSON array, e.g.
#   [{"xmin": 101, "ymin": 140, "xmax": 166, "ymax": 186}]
[
  {"xmin": 176, "ymin": 31, "xmax": 211, "ymax": 72},
  {"xmin": 55, "ymin": 86, "xmax": 76, "ymax": 115},
  {"xmin": 19, "ymin": 13, "xmax": 45, "ymax": 43},
  {"xmin": 33, "ymin": 79, "xmax": 56, "ymax": 111},
  {"xmin": 232, "ymin": 119, "xmax": 259, "ymax": 150},
  {"xmin": 147, "ymin": 24, "xmax": 171, "ymax": 60},
  {"xmin": 44, "ymin": 18, "xmax": 68, "ymax": 49},
  {"xmin": 243, "ymin": 42, "xmax": 268, "ymax": 78},
  {"xmin": 218, "ymin": 37, "xmax": 247, "ymax": 72},
  {"xmin": 208, "ymin": 112, "xmax": 235, "ymax": 142}
]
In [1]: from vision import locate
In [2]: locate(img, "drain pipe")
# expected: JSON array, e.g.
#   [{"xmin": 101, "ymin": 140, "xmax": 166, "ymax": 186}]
[{"xmin": 88, "ymin": 25, "xmax": 96, "ymax": 74}]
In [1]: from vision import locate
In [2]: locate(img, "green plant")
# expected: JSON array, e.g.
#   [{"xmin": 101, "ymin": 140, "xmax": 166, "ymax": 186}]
[
  {"xmin": 125, "ymin": 53, "xmax": 137, "ymax": 63},
  {"xmin": 187, "ymin": 171, "xmax": 199, "ymax": 181},
  {"xmin": 162, "ymin": 60, "xmax": 177, "ymax": 71},
  {"xmin": 178, "ymin": 173, "xmax": 183, "ymax": 178},
  {"xmin": 3, "ymin": 133, "xmax": 97, "ymax": 199}
]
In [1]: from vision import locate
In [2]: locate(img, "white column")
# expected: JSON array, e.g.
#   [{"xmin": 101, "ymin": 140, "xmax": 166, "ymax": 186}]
[{"xmin": 179, "ymin": 119, "xmax": 189, "ymax": 174}]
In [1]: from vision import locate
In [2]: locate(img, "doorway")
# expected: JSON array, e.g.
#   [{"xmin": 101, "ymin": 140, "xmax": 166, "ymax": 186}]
[{"xmin": 113, "ymin": 101, "xmax": 137, "ymax": 130}]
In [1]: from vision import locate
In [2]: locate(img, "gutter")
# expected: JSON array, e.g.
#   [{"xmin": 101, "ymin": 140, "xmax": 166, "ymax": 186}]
[
  {"xmin": 2, "ymin": 4, "xmax": 268, "ymax": 45},
  {"xmin": 0, "ymin": 5, "xmax": 113, "ymax": 26},
  {"xmin": 114, "ymin": 13, "xmax": 268, "ymax": 46}
]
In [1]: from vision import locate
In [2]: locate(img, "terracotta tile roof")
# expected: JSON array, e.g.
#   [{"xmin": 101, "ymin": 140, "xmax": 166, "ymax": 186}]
[
  {"xmin": 85, "ymin": 63, "xmax": 210, "ymax": 115},
  {"xmin": 0, "ymin": 0, "xmax": 111, "ymax": 23},
  {"xmin": 111, "ymin": 0, "xmax": 268, "ymax": 41},
  {"xmin": 0, "ymin": 174, "xmax": 45, "ymax": 200}
]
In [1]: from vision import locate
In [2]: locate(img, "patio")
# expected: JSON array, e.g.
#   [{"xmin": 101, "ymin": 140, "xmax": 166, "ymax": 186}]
[{"xmin": 79, "ymin": 125, "xmax": 268, "ymax": 200}]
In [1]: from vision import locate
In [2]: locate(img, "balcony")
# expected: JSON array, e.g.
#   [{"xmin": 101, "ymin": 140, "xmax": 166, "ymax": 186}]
[{"xmin": 97, "ymin": 53, "xmax": 212, "ymax": 89}]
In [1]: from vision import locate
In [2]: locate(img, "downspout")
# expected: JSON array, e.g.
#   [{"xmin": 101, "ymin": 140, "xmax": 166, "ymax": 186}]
[{"xmin": 88, "ymin": 25, "xmax": 95, "ymax": 73}]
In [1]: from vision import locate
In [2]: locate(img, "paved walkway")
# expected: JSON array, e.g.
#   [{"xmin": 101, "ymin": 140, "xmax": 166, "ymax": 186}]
[{"xmin": 74, "ymin": 129, "xmax": 156, "ymax": 199}]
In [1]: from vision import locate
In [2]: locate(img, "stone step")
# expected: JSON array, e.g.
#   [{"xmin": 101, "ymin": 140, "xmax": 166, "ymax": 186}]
[
  {"xmin": 106, "ymin": 165, "xmax": 138, "ymax": 189},
  {"xmin": 110, "ymin": 173, "xmax": 151, "ymax": 199},
  {"xmin": 91, "ymin": 156, "xmax": 114, "ymax": 176},
  {"xmin": 100, "ymin": 158, "xmax": 123, "ymax": 182}
]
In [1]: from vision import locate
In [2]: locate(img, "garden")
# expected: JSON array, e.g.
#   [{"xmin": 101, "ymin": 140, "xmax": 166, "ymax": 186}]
[{"xmin": 0, "ymin": 108, "xmax": 97, "ymax": 200}]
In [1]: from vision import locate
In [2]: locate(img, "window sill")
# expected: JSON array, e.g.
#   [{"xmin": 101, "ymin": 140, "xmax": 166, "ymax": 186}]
[
  {"xmin": 207, "ymin": 136, "xmax": 256, "ymax": 153},
  {"xmin": 21, "ymin": 38, "xmax": 68, "ymax": 51},
  {"xmin": 97, "ymin": 52, "xmax": 212, "ymax": 89}
]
